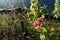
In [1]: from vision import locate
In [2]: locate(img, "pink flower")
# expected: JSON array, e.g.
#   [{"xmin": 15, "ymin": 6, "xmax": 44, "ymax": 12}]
[
  {"xmin": 37, "ymin": 18, "xmax": 43, "ymax": 22},
  {"xmin": 33, "ymin": 21, "xmax": 41, "ymax": 27},
  {"xmin": 33, "ymin": 17, "xmax": 43, "ymax": 27},
  {"xmin": 33, "ymin": 21, "xmax": 37, "ymax": 27}
]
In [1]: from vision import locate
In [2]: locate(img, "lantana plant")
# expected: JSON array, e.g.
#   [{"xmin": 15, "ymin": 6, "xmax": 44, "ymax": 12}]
[
  {"xmin": 33, "ymin": 17, "xmax": 47, "ymax": 40},
  {"xmin": 26, "ymin": 0, "xmax": 47, "ymax": 40}
]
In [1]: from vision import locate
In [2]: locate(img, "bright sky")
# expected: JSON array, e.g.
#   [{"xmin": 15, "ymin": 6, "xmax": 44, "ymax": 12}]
[{"xmin": 0, "ymin": 0, "xmax": 24, "ymax": 10}]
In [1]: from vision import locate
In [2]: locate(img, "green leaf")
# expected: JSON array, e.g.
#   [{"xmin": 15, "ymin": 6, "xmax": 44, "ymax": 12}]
[{"xmin": 40, "ymin": 33, "xmax": 45, "ymax": 40}]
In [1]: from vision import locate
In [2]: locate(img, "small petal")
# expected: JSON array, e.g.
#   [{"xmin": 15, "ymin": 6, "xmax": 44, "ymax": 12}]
[
  {"xmin": 33, "ymin": 21, "xmax": 41, "ymax": 27},
  {"xmin": 37, "ymin": 18, "xmax": 43, "ymax": 22},
  {"xmin": 33, "ymin": 21, "xmax": 37, "ymax": 27}
]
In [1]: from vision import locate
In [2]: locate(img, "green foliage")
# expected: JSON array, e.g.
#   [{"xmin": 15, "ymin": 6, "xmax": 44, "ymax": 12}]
[
  {"xmin": 0, "ymin": 13, "xmax": 24, "ymax": 40},
  {"xmin": 0, "ymin": 14, "xmax": 9, "ymax": 30},
  {"xmin": 53, "ymin": 0, "xmax": 60, "ymax": 18},
  {"xmin": 25, "ymin": 0, "xmax": 56, "ymax": 40},
  {"xmin": 0, "ymin": 0, "xmax": 57, "ymax": 40},
  {"xmin": 30, "ymin": 0, "xmax": 38, "ymax": 18},
  {"xmin": 40, "ymin": 5, "xmax": 48, "ymax": 16}
]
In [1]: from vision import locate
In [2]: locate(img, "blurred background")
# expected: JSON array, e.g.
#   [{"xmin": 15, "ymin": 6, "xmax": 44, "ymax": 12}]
[{"xmin": 0, "ymin": 0, "xmax": 60, "ymax": 40}]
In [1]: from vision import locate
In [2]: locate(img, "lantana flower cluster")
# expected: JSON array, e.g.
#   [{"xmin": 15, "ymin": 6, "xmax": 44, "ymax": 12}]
[{"xmin": 33, "ymin": 17, "xmax": 43, "ymax": 27}]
